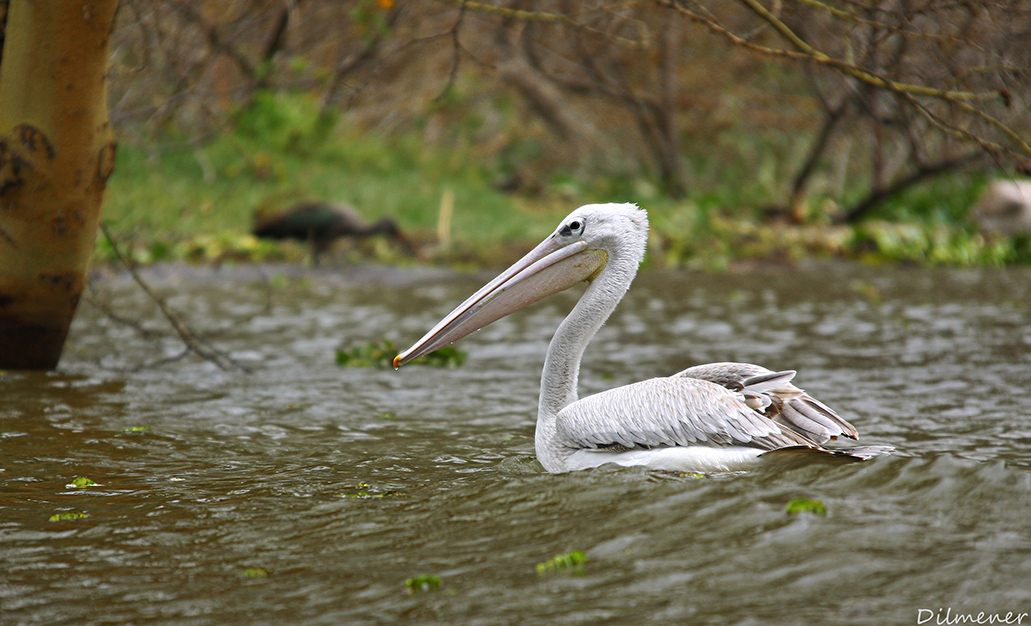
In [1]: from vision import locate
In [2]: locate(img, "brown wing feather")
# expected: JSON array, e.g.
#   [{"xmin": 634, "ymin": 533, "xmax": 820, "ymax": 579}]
[{"xmin": 675, "ymin": 362, "xmax": 859, "ymax": 444}]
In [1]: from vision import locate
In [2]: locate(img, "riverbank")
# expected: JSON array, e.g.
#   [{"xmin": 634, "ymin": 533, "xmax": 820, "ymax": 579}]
[{"xmin": 97, "ymin": 98, "xmax": 1030, "ymax": 271}]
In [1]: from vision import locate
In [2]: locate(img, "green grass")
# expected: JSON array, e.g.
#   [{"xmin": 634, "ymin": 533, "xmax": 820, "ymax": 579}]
[{"xmin": 99, "ymin": 91, "xmax": 1030, "ymax": 269}]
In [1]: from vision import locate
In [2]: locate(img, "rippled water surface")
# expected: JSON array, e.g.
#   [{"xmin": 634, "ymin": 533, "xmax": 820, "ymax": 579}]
[{"xmin": 3, "ymin": 262, "xmax": 1031, "ymax": 625}]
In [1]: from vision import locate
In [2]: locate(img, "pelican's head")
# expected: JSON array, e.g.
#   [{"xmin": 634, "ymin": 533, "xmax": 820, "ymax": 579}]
[
  {"xmin": 560, "ymin": 202, "xmax": 648, "ymax": 267},
  {"xmin": 393, "ymin": 203, "xmax": 648, "ymax": 368}
]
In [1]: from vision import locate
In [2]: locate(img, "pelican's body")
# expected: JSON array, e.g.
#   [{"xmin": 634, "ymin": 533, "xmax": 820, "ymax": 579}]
[{"xmin": 395, "ymin": 204, "xmax": 892, "ymax": 473}]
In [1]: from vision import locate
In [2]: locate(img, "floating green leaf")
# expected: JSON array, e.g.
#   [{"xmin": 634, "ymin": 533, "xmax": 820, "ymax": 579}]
[
  {"xmin": 335, "ymin": 339, "xmax": 466, "ymax": 369},
  {"xmin": 336, "ymin": 338, "xmax": 398, "ymax": 368},
  {"xmin": 404, "ymin": 574, "xmax": 442, "ymax": 593},
  {"xmin": 49, "ymin": 510, "xmax": 90, "ymax": 522},
  {"xmin": 421, "ymin": 345, "xmax": 467, "ymax": 368},
  {"xmin": 785, "ymin": 498, "xmax": 827, "ymax": 516},
  {"xmin": 241, "ymin": 567, "xmax": 272, "ymax": 578},
  {"xmin": 124, "ymin": 425, "xmax": 152, "ymax": 432},
  {"xmin": 535, "ymin": 549, "xmax": 587, "ymax": 575},
  {"xmin": 338, "ymin": 490, "xmax": 402, "ymax": 499},
  {"xmin": 338, "ymin": 481, "xmax": 405, "ymax": 499},
  {"xmin": 68, "ymin": 476, "xmax": 97, "ymax": 488}
]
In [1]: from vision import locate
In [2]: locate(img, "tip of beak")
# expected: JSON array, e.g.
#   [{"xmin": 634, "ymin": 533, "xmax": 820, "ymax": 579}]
[{"xmin": 392, "ymin": 354, "xmax": 402, "ymax": 370}]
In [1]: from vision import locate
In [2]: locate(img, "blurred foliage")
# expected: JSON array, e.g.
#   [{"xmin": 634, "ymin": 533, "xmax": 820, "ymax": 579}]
[
  {"xmin": 108, "ymin": 0, "xmax": 1030, "ymax": 200},
  {"xmin": 335, "ymin": 338, "xmax": 466, "ymax": 369},
  {"xmin": 849, "ymin": 223, "xmax": 1030, "ymax": 267},
  {"xmin": 101, "ymin": 90, "xmax": 561, "ymax": 267},
  {"xmin": 100, "ymin": 0, "xmax": 1031, "ymax": 271},
  {"xmin": 98, "ymin": 90, "xmax": 1026, "ymax": 270},
  {"xmin": 652, "ymin": 208, "xmax": 1031, "ymax": 270}
]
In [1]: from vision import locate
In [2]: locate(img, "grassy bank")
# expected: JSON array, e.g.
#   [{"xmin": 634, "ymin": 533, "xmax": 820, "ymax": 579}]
[
  {"xmin": 99, "ymin": 93, "xmax": 1031, "ymax": 270},
  {"xmin": 101, "ymin": 93, "xmax": 560, "ymax": 267}
]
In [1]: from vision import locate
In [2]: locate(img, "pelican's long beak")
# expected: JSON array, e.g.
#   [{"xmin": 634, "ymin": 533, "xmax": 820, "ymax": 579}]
[{"xmin": 393, "ymin": 236, "xmax": 607, "ymax": 368}]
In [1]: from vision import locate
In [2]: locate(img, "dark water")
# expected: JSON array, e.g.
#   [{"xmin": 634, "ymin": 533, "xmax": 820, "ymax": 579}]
[{"xmin": 3, "ymin": 262, "xmax": 1031, "ymax": 625}]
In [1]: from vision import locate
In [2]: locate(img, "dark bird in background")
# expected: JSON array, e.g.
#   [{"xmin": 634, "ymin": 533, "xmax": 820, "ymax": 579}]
[{"xmin": 252, "ymin": 201, "xmax": 416, "ymax": 266}]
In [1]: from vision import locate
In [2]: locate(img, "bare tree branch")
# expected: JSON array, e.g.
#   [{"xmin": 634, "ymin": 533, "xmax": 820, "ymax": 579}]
[
  {"xmin": 835, "ymin": 150, "xmax": 983, "ymax": 224},
  {"xmin": 167, "ymin": 0, "xmax": 257, "ymax": 81},
  {"xmin": 98, "ymin": 224, "xmax": 254, "ymax": 373},
  {"xmin": 435, "ymin": 0, "xmax": 649, "ymax": 46}
]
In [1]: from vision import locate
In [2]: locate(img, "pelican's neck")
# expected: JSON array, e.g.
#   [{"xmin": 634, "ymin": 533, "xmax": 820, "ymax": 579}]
[{"xmin": 536, "ymin": 246, "xmax": 641, "ymax": 448}]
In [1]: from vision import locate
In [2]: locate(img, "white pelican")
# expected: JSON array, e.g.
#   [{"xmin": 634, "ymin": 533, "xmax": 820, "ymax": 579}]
[{"xmin": 394, "ymin": 203, "xmax": 893, "ymax": 473}]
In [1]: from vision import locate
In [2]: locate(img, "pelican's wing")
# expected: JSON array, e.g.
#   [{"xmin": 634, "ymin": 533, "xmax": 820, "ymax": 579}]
[
  {"xmin": 554, "ymin": 376, "xmax": 815, "ymax": 452},
  {"xmin": 675, "ymin": 362, "xmax": 859, "ymax": 444}
]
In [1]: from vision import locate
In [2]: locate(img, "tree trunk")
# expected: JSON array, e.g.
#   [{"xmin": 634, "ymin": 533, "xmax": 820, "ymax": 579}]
[{"xmin": 0, "ymin": 0, "xmax": 119, "ymax": 369}]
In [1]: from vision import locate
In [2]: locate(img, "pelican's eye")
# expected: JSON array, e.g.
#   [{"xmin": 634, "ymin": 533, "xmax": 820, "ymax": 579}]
[{"xmin": 559, "ymin": 218, "xmax": 585, "ymax": 238}]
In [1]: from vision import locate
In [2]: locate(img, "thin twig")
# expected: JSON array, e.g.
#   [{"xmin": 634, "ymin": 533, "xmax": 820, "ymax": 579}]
[
  {"xmin": 98, "ymin": 224, "xmax": 253, "ymax": 373},
  {"xmin": 436, "ymin": 0, "xmax": 647, "ymax": 46},
  {"xmin": 435, "ymin": 0, "xmax": 467, "ymax": 102},
  {"xmin": 664, "ymin": 0, "xmax": 1001, "ymax": 102},
  {"xmin": 84, "ymin": 281, "xmax": 173, "ymax": 340},
  {"xmin": 788, "ymin": 0, "xmax": 989, "ymax": 51},
  {"xmin": 656, "ymin": 0, "xmax": 1029, "ymax": 160}
]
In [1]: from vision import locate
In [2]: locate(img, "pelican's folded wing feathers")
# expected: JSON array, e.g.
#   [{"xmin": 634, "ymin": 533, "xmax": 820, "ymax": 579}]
[
  {"xmin": 675, "ymin": 362, "xmax": 860, "ymax": 444},
  {"xmin": 554, "ymin": 376, "xmax": 815, "ymax": 452}
]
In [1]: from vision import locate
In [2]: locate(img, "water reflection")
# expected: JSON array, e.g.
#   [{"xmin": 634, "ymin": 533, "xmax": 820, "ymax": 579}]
[{"xmin": 2, "ymin": 262, "xmax": 1030, "ymax": 625}]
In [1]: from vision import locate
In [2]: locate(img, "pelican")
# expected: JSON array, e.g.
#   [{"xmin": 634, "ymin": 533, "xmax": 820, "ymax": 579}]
[{"xmin": 394, "ymin": 204, "xmax": 893, "ymax": 473}]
